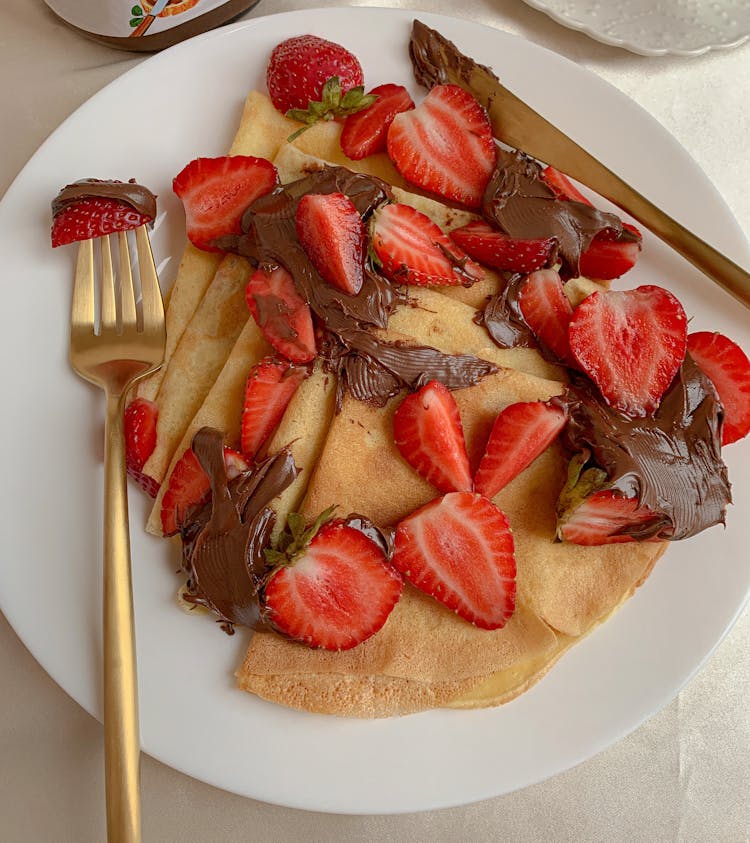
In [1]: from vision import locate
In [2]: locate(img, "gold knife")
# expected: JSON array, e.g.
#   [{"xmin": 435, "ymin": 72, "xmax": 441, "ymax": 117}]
[{"xmin": 410, "ymin": 20, "xmax": 750, "ymax": 311}]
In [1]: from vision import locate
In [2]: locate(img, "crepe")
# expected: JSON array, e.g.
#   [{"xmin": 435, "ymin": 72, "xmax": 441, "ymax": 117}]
[
  {"xmin": 147, "ymin": 90, "xmax": 665, "ymax": 716},
  {"xmin": 237, "ymin": 366, "xmax": 664, "ymax": 715}
]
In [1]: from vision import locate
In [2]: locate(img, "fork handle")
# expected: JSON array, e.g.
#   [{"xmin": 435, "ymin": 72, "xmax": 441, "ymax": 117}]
[{"xmin": 103, "ymin": 391, "xmax": 142, "ymax": 843}]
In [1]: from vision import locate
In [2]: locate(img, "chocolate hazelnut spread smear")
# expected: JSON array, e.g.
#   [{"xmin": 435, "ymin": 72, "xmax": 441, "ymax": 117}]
[
  {"xmin": 474, "ymin": 273, "xmax": 536, "ymax": 350},
  {"xmin": 179, "ymin": 427, "xmax": 298, "ymax": 633},
  {"xmin": 556, "ymin": 356, "xmax": 731, "ymax": 541},
  {"xmin": 177, "ymin": 430, "xmax": 402, "ymax": 633},
  {"xmin": 219, "ymin": 165, "xmax": 497, "ymax": 406},
  {"xmin": 51, "ymin": 179, "xmax": 157, "ymax": 220},
  {"xmin": 482, "ymin": 151, "xmax": 636, "ymax": 278},
  {"xmin": 408, "ymin": 20, "xmax": 638, "ymax": 277}
]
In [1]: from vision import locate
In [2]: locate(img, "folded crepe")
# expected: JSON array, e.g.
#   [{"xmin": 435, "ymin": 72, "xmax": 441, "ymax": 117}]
[
  {"xmin": 237, "ymin": 366, "xmax": 664, "ymax": 716},
  {"xmin": 149, "ymin": 90, "xmax": 665, "ymax": 716}
]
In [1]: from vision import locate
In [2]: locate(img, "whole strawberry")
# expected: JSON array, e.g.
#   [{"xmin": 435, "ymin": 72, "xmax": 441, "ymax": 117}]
[{"xmin": 266, "ymin": 35, "xmax": 375, "ymax": 134}]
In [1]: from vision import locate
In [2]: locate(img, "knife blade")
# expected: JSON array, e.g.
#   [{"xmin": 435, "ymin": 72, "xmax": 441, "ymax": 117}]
[{"xmin": 410, "ymin": 20, "xmax": 750, "ymax": 311}]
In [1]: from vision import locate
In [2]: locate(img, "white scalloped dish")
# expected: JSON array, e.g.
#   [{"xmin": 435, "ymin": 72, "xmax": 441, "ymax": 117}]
[{"xmin": 523, "ymin": 0, "xmax": 750, "ymax": 56}]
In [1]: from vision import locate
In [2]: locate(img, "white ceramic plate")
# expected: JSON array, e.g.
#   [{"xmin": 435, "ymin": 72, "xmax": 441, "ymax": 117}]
[
  {"xmin": 522, "ymin": 0, "xmax": 750, "ymax": 56},
  {"xmin": 1, "ymin": 8, "xmax": 749, "ymax": 815}
]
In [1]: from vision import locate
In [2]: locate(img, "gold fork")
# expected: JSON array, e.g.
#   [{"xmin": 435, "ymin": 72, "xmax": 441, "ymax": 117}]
[{"xmin": 69, "ymin": 226, "xmax": 165, "ymax": 843}]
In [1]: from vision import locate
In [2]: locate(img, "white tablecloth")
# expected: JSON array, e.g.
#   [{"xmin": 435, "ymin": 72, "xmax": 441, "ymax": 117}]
[{"xmin": 2, "ymin": 1, "xmax": 749, "ymax": 839}]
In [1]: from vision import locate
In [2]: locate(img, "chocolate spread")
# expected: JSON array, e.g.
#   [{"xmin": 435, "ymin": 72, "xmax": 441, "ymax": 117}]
[
  {"xmin": 474, "ymin": 274, "xmax": 536, "ymax": 350},
  {"xmin": 220, "ymin": 165, "xmax": 497, "ymax": 406},
  {"xmin": 179, "ymin": 427, "xmax": 298, "ymax": 633},
  {"xmin": 557, "ymin": 357, "xmax": 731, "ymax": 540},
  {"xmin": 51, "ymin": 178, "xmax": 157, "ymax": 220},
  {"xmin": 482, "ymin": 151, "xmax": 636, "ymax": 277}
]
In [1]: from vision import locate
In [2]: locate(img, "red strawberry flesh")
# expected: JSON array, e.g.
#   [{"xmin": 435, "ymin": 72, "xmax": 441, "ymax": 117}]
[
  {"xmin": 568, "ymin": 285, "xmax": 688, "ymax": 417},
  {"xmin": 124, "ymin": 397, "xmax": 158, "ymax": 472},
  {"xmin": 124, "ymin": 397, "xmax": 160, "ymax": 496},
  {"xmin": 579, "ymin": 237, "xmax": 640, "ymax": 281},
  {"xmin": 245, "ymin": 265, "xmax": 317, "ymax": 363},
  {"xmin": 517, "ymin": 268, "xmax": 575, "ymax": 363},
  {"xmin": 392, "ymin": 492, "xmax": 516, "ymax": 630},
  {"xmin": 51, "ymin": 197, "xmax": 151, "ymax": 248},
  {"xmin": 161, "ymin": 446, "xmax": 248, "ymax": 536},
  {"xmin": 241, "ymin": 357, "xmax": 308, "ymax": 460},
  {"xmin": 687, "ymin": 331, "xmax": 750, "ymax": 445},
  {"xmin": 387, "ymin": 84, "xmax": 497, "ymax": 208},
  {"xmin": 340, "ymin": 83, "xmax": 415, "ymax": 160},
  {"xmin": 370, "ymin": 202, "xmax": 483, "ymax": 287},
  {"xmin": 474, "ymin": 401, "xmax": 567, "ymax": 499},
  {"xmin": 262, "ymin": 520, "xmax": 403, "ymax": 650},
  {"xmin": 172, "ymin": 156, "xmax": 278, "ymax": 252},
  {"xmin": 541, "ymin": 167, "xmax": 593, "ymax": 205},
  {"xmin": 449, "ymin": 220, "xmax": 556, "ymax": 274},
  {"xmin": 393, "ymin": 380, "xmax": 472, "ymax": 494},
  {"xmin": 296, "ymin": 192, "xmax": 366, "ymax": 295},
  {"xmin": 558, "ymin": 489, "xmax": 661, "ymax": 546}
]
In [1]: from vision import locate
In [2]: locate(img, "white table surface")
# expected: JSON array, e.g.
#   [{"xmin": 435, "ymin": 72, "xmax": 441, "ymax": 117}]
[{"xmin": 2, "ymin": 1, "xmax": 749, "ymax": 840}]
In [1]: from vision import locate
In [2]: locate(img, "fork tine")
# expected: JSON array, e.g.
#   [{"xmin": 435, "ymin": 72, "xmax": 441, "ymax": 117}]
[
  {"xmin": 71, "ymin": 238, "xmax": 95, "ymax": 333},
  {"xmin": 100, "ymin": 235, "xmax": 117, "ymax": 332},
  {"xmin": 118, "ymin": 231, "xmax": 137, "ymax": 330},
  {"xmin": 134, "ymin": 225, "xmax": 164, "ymax": 334}
]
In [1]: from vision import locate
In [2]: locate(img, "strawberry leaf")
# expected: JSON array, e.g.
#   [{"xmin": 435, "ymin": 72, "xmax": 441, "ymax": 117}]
[
  {"xmin": 263, "ymin": 505, "xmax": 338, "ymax": 567},
  {"xmin": 285, "ymin": 76, "xmax": 378, "ymax": 142},
  {"xmin": 555, "ymin": 450, "xmax": 608, "ymax": 538}
]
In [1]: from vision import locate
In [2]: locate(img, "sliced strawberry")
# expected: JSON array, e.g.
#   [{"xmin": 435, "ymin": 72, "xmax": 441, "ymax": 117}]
[
  {"xmin": 392, "ymin": 492, "xmax": 516, "ymax": 630},
  {"xmin": 387, "ymin": 84, "xmax": 497, "ymax": 209},
  {"xmin": 51, "ymin": 197, "xmax": 152, "ymax": 248},
  {"xmin": 172, "ymin": 156, "xmax": 278, "ymax": 252},
  {"xmin": 266, "ymin": 35, "xmax": 373, "ymax": 133},
  {"xmin": 261, "ymin": 517, "xmax": 403, "ymax": 650},
  {"xmin": 161, "ymin": 445, "xmax": 248, "ymax": 536},
  {"xmin": 579, "ymin": 237, "xmax": 641, "ymax": 280},
  {"xmin": 241, "ymin": 357, "xmax": 308, "ymax": 460},
  {"xmin": 124, "ymin": 397, "xmax": 159, "ymax": 496},
  {"xmin": 540, "ymin": 167, "xmax": 641, "ymax": 279},
  {"xmin": 596, "ymin": 221, "xmax": 642, "ymax": 242},
  {"xmin": 245, "ymin": 265, "xmax": 317, "ymax": 363},
  {"xmin": 558, "ymin": 489, "xmax": 661, "ymax": 545},
  {"xmin": 296, "ymin": 192, "xmax": 366, "ymax": 295},
  {"xmin": 687, "ymin": 331, "xmax": 750, "ymax": 445},
  {"xmin": 568, "ymin": 285, "xmax": 688, "ymax": 417},
  {"xmin": 340, "ymin": 83, "xmax": 415, "ymax": 160},
  {"xmin": 128, "ymin": 468, "xmax": 160, "ymax": 499},
  {"xmin": 541, "ymin": 166, "xmax": 593, "ymax": 205},
  {"xmin": 370, "ymin": 202, "xmax": 483, "ymax": 287},
  {"xmin": 517, "ymin": 268, "xmax": 575, "ymax": 363},
  {"xmin": 449, "ymin": 220, "xmax": 556, "ymax": 274},
  {"xmin": 124, "ymin": 397, "xmax": 158, "ymax": 471},
  {"xmin": 393, "ymin": 380, "xmax": 472, "ymax": 494},
  {"xmin": 474, "ymin": 401, "xmax": 568, "ymax": 499}
]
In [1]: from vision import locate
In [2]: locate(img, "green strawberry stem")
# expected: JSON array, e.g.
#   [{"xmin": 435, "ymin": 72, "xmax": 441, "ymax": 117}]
[
  {"xmin": 555, "ymin": 449, "xmax": 608, "ymax": 539},
  {"xmin": 264, "ymin": 505, "xmax": 337, "ymax": 568},
  {"xmin": 286, "ymin": 77, "xmax": 378, "ymax": 142}
]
